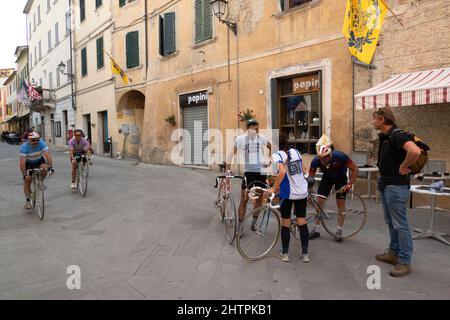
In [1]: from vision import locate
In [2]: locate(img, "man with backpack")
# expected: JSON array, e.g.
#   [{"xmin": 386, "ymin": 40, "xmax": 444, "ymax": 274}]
[{"xmin": 372, "ymin": 108, "xmax": 422, "ymax": 277}]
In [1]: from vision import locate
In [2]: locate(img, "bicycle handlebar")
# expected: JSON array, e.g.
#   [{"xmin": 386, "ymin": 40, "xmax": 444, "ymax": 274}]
[
  {"xmin": 214, "ymin": 175, "xmax": 246, "ymax": 188},
  {"xmin": 248, "ymin": 186, "xmax": 275, "ymax": 202}
]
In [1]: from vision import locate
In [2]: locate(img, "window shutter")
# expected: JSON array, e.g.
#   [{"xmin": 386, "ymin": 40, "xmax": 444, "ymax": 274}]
[
  {"xmin": 119, "ymin": 0, "xmax": 126, "ymax": 7},
  {"xmin": 126, "ymin": 31, "xmax": 139, "ymax": 68},
  {"xmin": 159, "ymin": 15, "xmax": 164, "ymax": 56},
  {"xmin": 195, "ymin": 1, "xmax": 212, "ymax": 44},
  {"xmin": 96, "ymin": 0, "xmax": 102, "ymax": 8},
  {"xmin": 97, "ymin": 37, "xmax": 104, "ymax": 69},
  {"xmin": 80, "ymin": 0, "xmax": 86, "ymax": 22},
  {"xmin": 195, "ymin": 0, "xmax": 203, "ymax": 43},
  {"xmin": 203, "ymin": 0, "xmax": 212, "ymax": 41},
  {"xmin": 164, "ymin": 12, "xmax": 176, "ymax": 56},
  {"xmin": 81, "ymin": 48, "xmax": 87, "ymax": 76}
]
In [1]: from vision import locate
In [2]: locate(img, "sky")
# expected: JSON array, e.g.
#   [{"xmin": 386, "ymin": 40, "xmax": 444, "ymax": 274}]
[{"xmin": 0, "ymin": 0, "xmax": 28, "ymax": 69}]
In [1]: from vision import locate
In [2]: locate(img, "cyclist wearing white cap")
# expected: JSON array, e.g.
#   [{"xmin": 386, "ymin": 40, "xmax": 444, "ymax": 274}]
[
  {"xmin": 308, "ymin": 135, "xmax": 358, "ymax": 240},
  {"xmin": 19, "ymin": 132, "xmax": 53, "ymax": 210}
]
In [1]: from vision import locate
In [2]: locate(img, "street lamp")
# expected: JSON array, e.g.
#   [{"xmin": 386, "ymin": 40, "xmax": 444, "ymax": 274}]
[
  {"xmin": 210, "ymin": 0, "xmax": 237, "ymax": 35},
  {"xmin": 58, "ymin": 61, "xmax": 74, "ymax": 78}
]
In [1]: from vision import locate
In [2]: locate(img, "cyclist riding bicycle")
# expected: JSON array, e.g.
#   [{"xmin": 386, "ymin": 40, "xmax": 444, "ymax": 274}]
[
  {"xmin": 19, "ymin": 131, "xmax": 54, "ymax": 210},
  {"xmin": 69, "ymin": 129, "xmax": 91, "ymax": 189},
  {"xmin": 308, "ymin": 135, "xmax": 359, "ymax": 240}
]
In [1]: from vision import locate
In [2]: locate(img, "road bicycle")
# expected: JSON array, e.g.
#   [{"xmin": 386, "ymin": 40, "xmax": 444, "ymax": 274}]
[
  {"xmin": 74, "ymin": 153, "xmax": 90, "ymax": 197},
  {"xmin": 236, "ymin": 186, "xmax": 281, "ymax": 261},
  {"xmin": 29, "ymin": 168, "xmax": 50, "ymax": 220},
  {"xmin": 290, "ymin": 184, "xmax": 367, "ymax": 241},
  {"xmin": 237, "ymin": 182, "xmax": 367, "ymax": 261},
  {"xmin": 214, "ymin": 163, "xmax": 246, "ymax": 244}
]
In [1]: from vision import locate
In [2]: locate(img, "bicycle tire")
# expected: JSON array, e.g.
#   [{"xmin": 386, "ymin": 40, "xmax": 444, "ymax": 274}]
[
  {"xmin": 217, "ymin": 181, "xmax": 226, "ymax": 222},
  {"xmin": 223, "ymin": 194, "xmax": 237, "ymax": 244},
  {"xmin": 31, "ymin": 178, "xmax": 37, "ymax": 210},
  {"xmin": 79, "ymin": 162, "xmax": 88, "ymax": 197},
  {"xmin": 236, "ymin": 205, "xmax": 281, "ymax": 261},
  {"xmin": 35, "ymin": 180, "xmax": 45, "ymax": 220},
  {"xmin": 320, "ymin": 190, "xmax": 367, "ymax": 239}
]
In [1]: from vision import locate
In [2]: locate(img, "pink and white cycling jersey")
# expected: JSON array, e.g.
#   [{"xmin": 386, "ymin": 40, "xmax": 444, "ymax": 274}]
[{"xmin": 69, "ymin": 137, "xmax": 91, "ymax": 154}]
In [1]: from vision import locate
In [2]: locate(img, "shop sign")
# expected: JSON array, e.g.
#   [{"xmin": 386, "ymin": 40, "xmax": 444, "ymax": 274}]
[
  {"xmin": 180, "ymin": 90, "xmax": 208, "ymax": 108},
  {"xmin": 293, "ymin": 74, "xmax": 320, "ymax": 94}
]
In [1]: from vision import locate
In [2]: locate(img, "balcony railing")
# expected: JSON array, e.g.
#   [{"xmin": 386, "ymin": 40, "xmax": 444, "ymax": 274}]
[{"xmin": 30, "ymin": 89, "xmax": 56, "ymax": 112}]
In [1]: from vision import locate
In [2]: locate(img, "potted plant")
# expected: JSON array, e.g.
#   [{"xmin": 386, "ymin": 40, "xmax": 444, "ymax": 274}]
[
  {"xmin": 165, "ymin": 114, "xmax": 176, "ymax": 126},
  {"xmin": 238, "ymin": 109, "xmax": 256, "ymax": 129}
]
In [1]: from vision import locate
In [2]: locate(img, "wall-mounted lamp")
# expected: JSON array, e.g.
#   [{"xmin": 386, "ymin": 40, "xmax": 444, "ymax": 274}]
[
  {"xmin": 210, "ymin": 0, "xmax": 237, "ymax": 35},
  {"xmin": 58, "ymin": 61, "xmax": 74, "ymax": 79}
]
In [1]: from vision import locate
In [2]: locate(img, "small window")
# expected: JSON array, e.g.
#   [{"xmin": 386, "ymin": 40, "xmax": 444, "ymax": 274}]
[
  {"xmin": 81, "ymin": 48, "xmax": 88, "ymax": 76},
  {"xmin": 47, "ymin": 0, "xmax": 51, "ymax": 12},
  {"xmin": 96, "ymin": 37, "xmax": 104, "ymax": 69},
  {"xmin": 80, "ymin": 0, "xmax": 86, "ymax": 22},
  {"xmin": 48, "ymin": 30, "xmax": 52, "ymax": 52},
  {"xmin": 55, "ymin": 22, "xmax": 59, "ymax": 45},
  {"xmin": 37, "ymin": 5, "xmax": 41, "ymax": 24},
  {"xmin": 65, "ymin": 11, "xmax": 71, "ymax": 34},
  {"xmin": 96, "ymin": 0, "xmax": 102, "ymax": 9},
  {"xmin": 56, "ymin": 67, "xmax": 60, "ymax": 88},
  {"xmin": 120, "ymin": 0, "xmax": 136, "ymax": 7},
  {"xmin": 126, "ymin": 31, "xmax": 139, "ymax": 68},
  {"xmin": 159, "ymin": 12, "xmax": 176, "ymax": 57},
  {"xmin": 280, "ymin": 0, "xmax": 314, "ymax": 11}
]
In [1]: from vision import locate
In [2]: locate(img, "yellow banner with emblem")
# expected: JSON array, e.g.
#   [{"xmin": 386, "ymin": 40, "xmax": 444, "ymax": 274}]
[{"xmin": 343, "ymin": 0, "xmax": 388, "ymax": 65}]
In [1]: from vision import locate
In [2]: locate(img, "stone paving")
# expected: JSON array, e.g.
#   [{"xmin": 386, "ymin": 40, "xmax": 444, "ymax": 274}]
[{"xmin": 1, "ymin": 142, "xmax": 450, "ymax": 300}]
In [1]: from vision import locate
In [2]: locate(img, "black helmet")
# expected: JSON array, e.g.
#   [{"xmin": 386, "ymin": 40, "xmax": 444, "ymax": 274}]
[{"xmin": 246, "ymin": 118, "xmax": 259, "ymax": 128}]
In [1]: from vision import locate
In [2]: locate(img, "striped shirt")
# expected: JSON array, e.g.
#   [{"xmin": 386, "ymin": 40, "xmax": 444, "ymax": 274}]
[{"xmin": 19, "ymin": 140, "xmax": 49, "ymax": 164}]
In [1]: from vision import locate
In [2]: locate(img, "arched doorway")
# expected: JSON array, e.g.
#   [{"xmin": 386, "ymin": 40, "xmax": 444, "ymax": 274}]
[{"xmin": 117, "ymin": 90, "xmax": 145, "ymax": 159}]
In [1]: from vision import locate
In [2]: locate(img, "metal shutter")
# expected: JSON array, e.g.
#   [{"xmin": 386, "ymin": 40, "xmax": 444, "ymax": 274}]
[{"xmin": 183, "ymin": 106, "xmax": 208, "ymax": 167}]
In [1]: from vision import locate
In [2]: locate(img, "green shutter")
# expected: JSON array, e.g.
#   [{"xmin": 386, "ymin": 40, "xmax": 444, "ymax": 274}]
[
  {"xmin": 159, "ymin": 15, "xmax": 164, "ymax": 56},
  {"xmin": 96, "ymin": 37, "xmax": 104, "ymax": 69},
  {"xmin": 164, "ymin": 12, "xmax": 176, "ymax": 56},
  {"xmin": 203, "ymin": 0, "xmax": 212, "ymax": 41},
  {"xmin": 81, "ymin": 48, "xmax": 87, "ymax": 76},
  {"xmin": 195, "ymin": 1, "xmax": 212, "ymax": 44},
  {"xmin": 119, "ymin": 0, "xmax": 126, "ymax": 7},
  {"xmin": 126, "ymin": 31, "xmax": 139, "ymax": 68},
  {"xmin": 80, "ymin": 0, "xmax": 85, "ymax": 22}
]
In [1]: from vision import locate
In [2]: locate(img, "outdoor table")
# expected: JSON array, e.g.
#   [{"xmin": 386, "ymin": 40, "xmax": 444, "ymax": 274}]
[
  {"xmin": 413, "ymin": 174, "xmax": 450, "ymax": 212},
  {"xmin": 410, "ymin": 185, "xmax": 450, "ymax": 246},
  {"xmin": 358, "ymin": 165, "xmax": 379, "ymax": 201}
]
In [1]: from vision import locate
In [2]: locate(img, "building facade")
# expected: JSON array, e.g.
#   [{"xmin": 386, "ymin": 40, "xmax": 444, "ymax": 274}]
[
  {"xmin": 113, "ymin": 0, "xmax": 147, "ymax": 159},
  {"xmin": 354, "ymin": 0, "xmax": 450, "ymax": 167},
  {"xmin": 1, "ymin": 70, "xmax": 16, "ymax": 132},
  {"xmin": 141, "ymin": 0, "xmax": 354, "ymax": 168},
  {"xmin": 14, "ymin": 46, "xmax": 31, "ymax": 135},
  {"xmin": 24, "ymin": 0, "xmax": 75, "ymax": 147},
  {"xmin": 72, "ymin": 0, "xmax": 117, "ymax": 155}
]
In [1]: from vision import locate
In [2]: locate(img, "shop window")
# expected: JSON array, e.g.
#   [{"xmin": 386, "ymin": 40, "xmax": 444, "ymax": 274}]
[{"xmin": 278, "ymin": 72, "xmax": 321, "ymax": 154}]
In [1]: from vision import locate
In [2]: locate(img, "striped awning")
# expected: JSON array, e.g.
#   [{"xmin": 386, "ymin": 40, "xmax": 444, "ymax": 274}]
[{"xmin": 355, "ymin": 67, "xmax": 450, "ymax": 110}]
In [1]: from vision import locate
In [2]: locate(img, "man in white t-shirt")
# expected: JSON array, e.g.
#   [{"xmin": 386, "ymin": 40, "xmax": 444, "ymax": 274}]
[
  {"xmin": 226, "ymin": 118, "xmax": 272, "ymax": 229},
  {"xmin": 269, "ymin": 133, "xmax": 310, "ymax": 263}
]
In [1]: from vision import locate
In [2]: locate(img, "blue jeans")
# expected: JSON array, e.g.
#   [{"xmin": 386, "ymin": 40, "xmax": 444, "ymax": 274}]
[{"xmin": 380, "ymin": 185, "xmax": 413, "ymax": 264}]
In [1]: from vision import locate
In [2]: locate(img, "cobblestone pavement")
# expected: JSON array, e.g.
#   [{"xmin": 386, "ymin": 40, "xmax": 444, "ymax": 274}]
[{"xmin": 1, "ymin": 142, "xmax": 450, "ymax": 299}]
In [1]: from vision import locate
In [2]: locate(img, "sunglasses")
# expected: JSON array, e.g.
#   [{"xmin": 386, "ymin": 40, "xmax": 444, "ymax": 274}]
[{"xmin": 30, "ymin": 139, "xmax": 40, "ymax": 142}]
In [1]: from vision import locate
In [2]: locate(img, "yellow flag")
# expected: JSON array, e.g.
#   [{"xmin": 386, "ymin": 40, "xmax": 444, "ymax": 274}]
[
  {"xmin": 110, "ymin": 57, "xmax": 130, "ymax": 84},
  {"xmin": 343, "ymin": 0, "xmax": 387, "ymax": 64}
]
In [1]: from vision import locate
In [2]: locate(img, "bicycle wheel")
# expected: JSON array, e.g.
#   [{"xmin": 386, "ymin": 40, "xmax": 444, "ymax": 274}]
[
  {"xmin": 31, "ymin": 178, "xmax": 37, "ymax": 210},
  {"xmin": 215, "ymin": 182, "xmax": 226, "ymax": 222},
  {"xmin": 236, "ymin": 205, "xmax": 281, "ymax": 261},
  {"xmin": 223, "ymin": 194, "xmax": 237, "ymax": 244},
  {"xmin": 35, "ymin": 180, "xmax": 45, "ymax": 220},
  {"xmin": 79, "ymin": 162, "xmax": 88, "ymax": 197},
  {"xmin": 321, "ymin": 189, "xmax": 367, "ymax": 239}
]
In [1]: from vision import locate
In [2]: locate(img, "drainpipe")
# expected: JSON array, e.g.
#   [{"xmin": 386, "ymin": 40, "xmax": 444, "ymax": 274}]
[
  {"xmin": 69, "ymin": 0, "xmax": 76, "ymax": 111},
  {"xmin": 144, "ymin": 0, "xmax": 149, "ymax": 73}
]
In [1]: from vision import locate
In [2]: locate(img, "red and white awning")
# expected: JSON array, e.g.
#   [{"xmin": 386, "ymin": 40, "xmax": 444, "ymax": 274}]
[{"xmin": 355, "ymin": 67, "xmax": 450, "ymax": 110}]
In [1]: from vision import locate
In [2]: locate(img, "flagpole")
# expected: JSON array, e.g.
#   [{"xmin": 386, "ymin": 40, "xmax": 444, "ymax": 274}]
[{"xmin": 380, "ymin": 0, "xmax": 404, "ymax": 27}]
